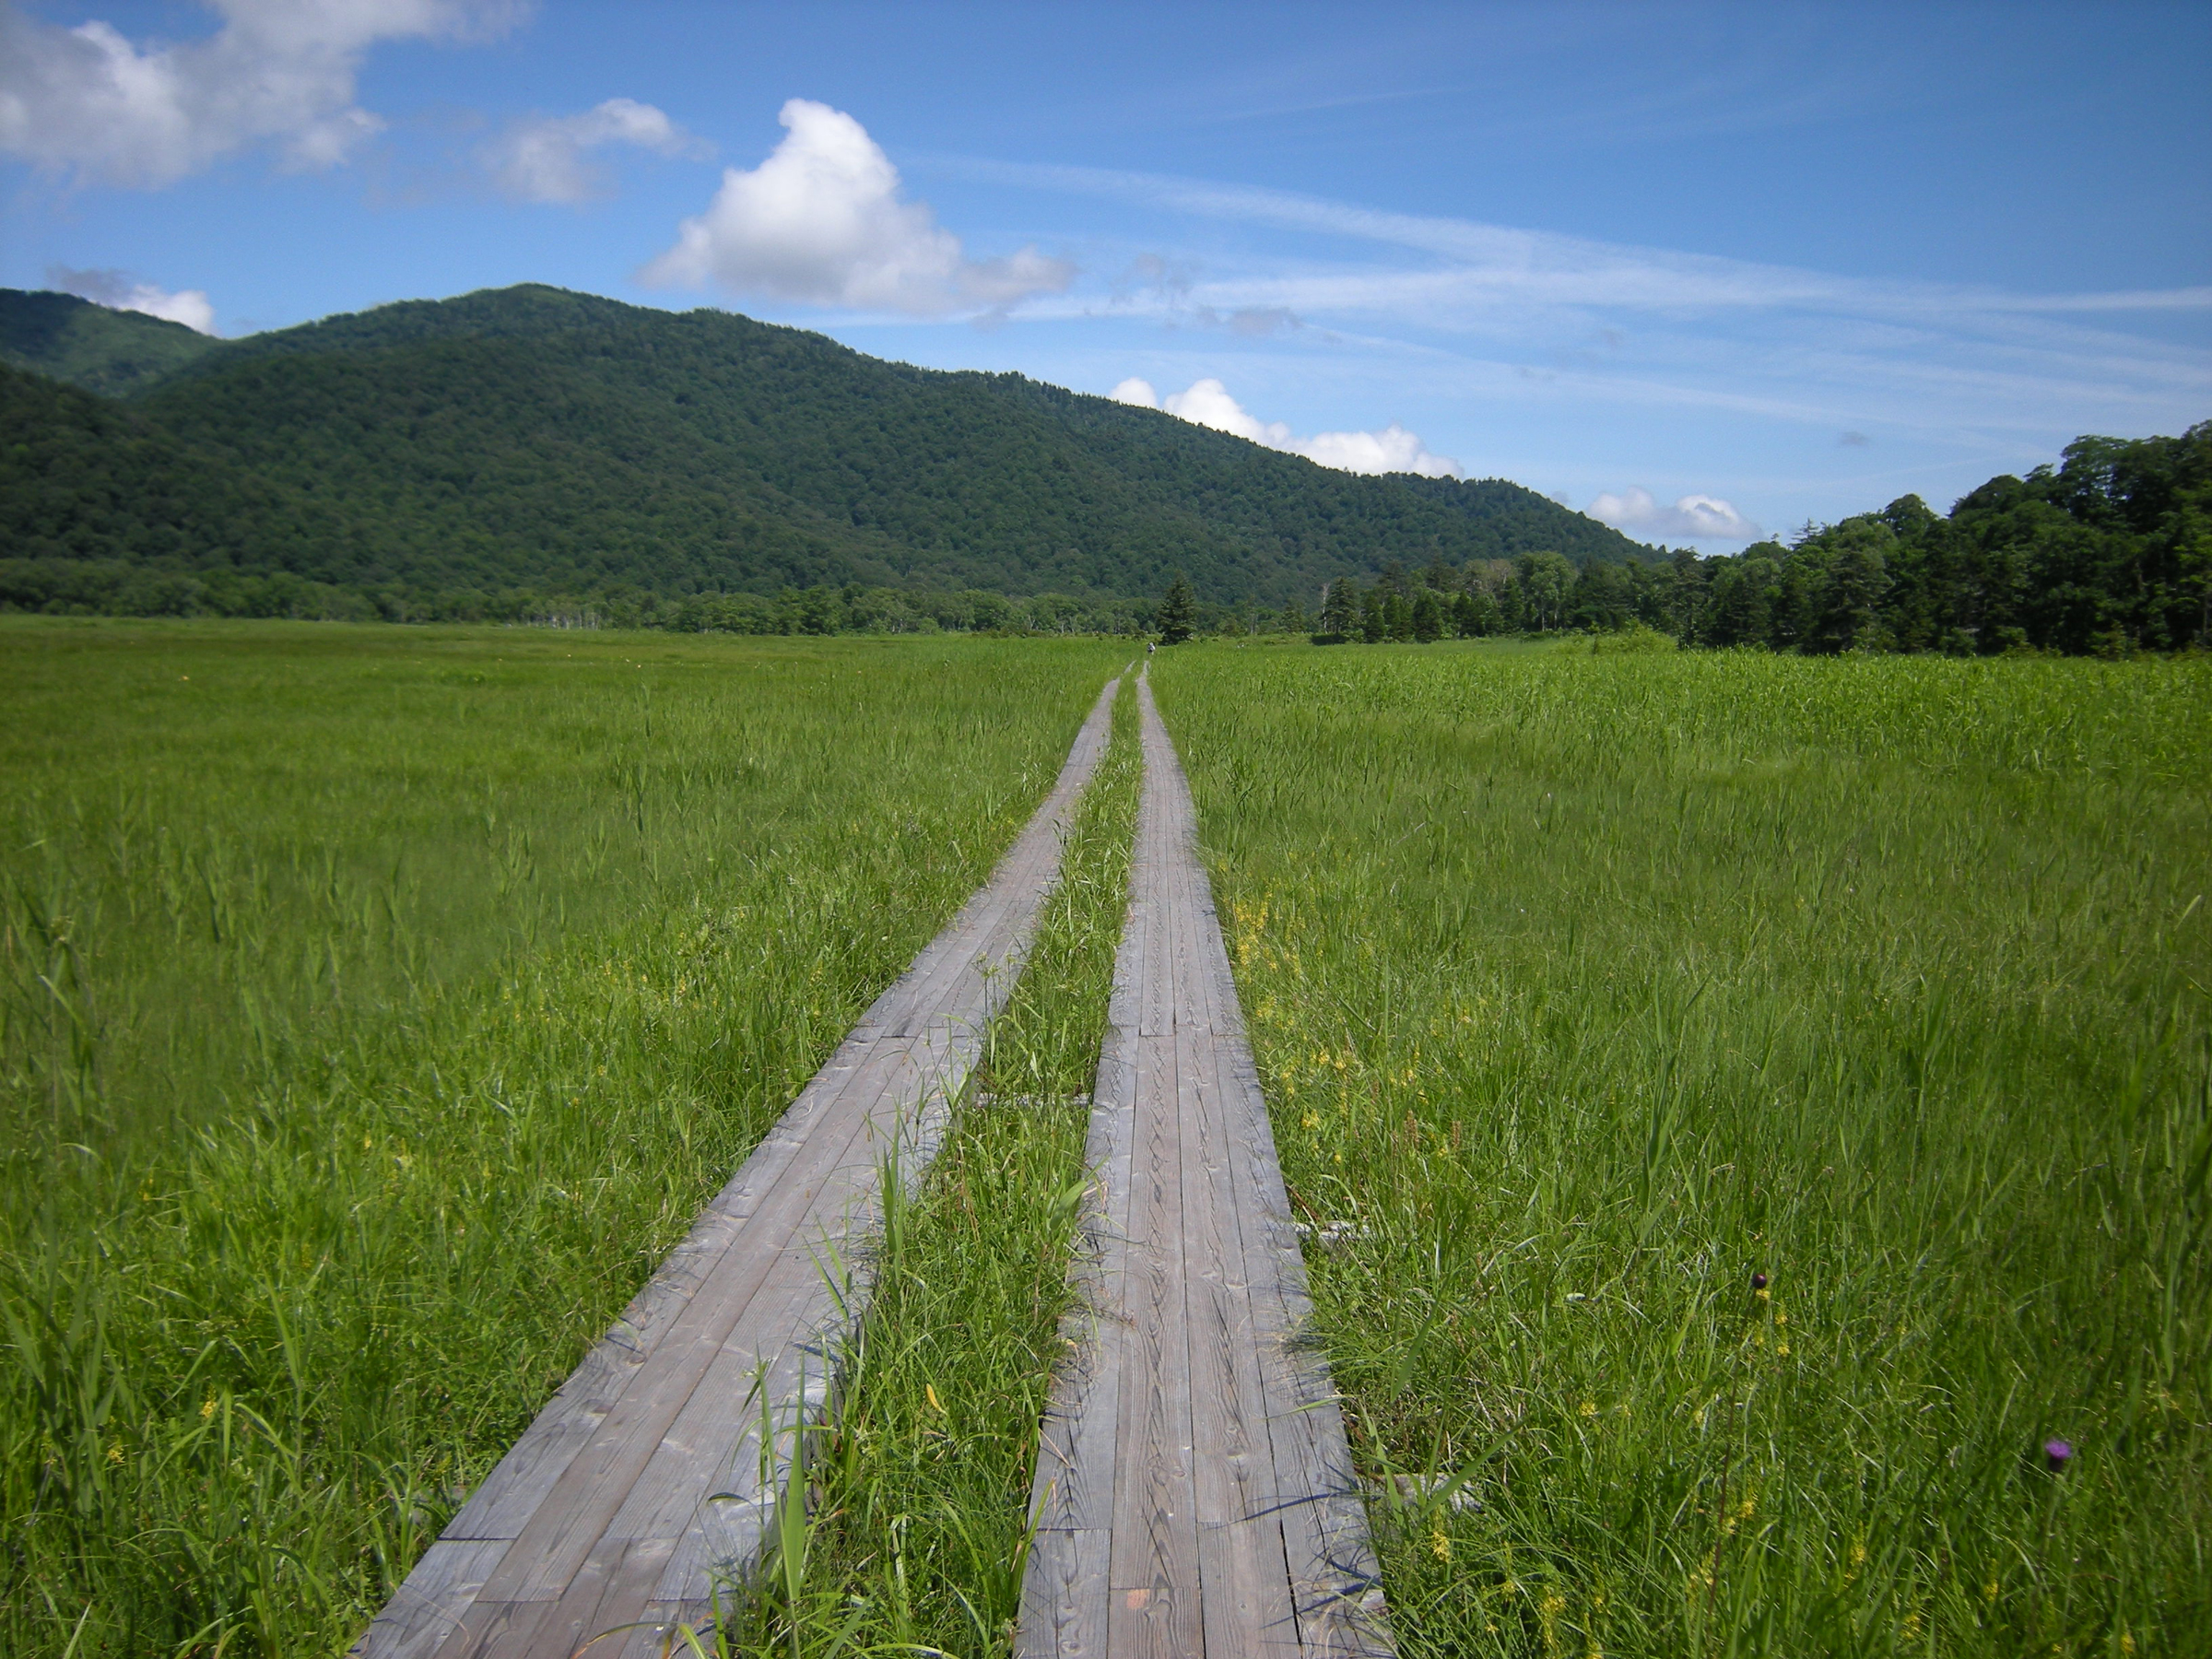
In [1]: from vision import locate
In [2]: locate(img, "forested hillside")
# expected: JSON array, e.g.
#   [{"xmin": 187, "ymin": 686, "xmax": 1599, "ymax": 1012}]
[
  {"xmin": 0, "ymin": 290, "xmax": 217, "ymax": 397},
  {"xmin": 0, "ymin": 284, "xmax": 1650, "ymax": 621}
]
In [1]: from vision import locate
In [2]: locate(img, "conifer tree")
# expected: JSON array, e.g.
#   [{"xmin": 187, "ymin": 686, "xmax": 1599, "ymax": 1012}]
[
  {"xmin": 1157, "ymin": 574, "xmax": 1196, "ymax": 644},
  {"xmin": 1412, "ymin": 587, "xmax": 1444, "ymax": 641},
  {"xmin": 1318, "ymin": 580, "xmax": 1358, "ymax": 641},
  {"xmin": 1361, "ymin": 586, "xmax": 1390, "ymax": 642}
]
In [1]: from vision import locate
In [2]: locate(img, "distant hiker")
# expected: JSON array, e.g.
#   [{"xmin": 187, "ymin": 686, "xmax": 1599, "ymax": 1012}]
[{"xmin": 1147, "ymin": 641, "xmax": 1156, "ymax": 656}]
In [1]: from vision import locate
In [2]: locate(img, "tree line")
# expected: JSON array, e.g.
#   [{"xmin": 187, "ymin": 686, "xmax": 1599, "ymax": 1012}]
[{"xmin": 1285, "ymin": 423, "xmax": 2209, "ymax": 655}]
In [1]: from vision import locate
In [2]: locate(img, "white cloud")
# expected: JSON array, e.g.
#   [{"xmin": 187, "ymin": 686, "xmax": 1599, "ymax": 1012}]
[
  {"xmin": 641, "ymin": 99, "xmax": 1073, "ymax": 315},
  {"xmin": 482, "ymin": 98, "xmax": 706, "ymax": 204},
  {"xmin": 47, "ymin": 265, "xmax": 217, "ymax": 334},
  {"xmin": 0, "ymin": 0, "xmax": 523, "ymax": 188},
  {"xmin": 1586, "ymin": 487, "xmax": 1762, "ymax": 541},
  {"xmin": 1112, "ymin": 375, "xmax": 1460, "ymax": 478}
]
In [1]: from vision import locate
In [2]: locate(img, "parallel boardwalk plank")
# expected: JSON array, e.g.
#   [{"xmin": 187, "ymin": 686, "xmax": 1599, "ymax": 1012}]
[
  {"xmin": 1018, "ymin": 673, "xmax": 1391, "ymax": 1658},
  {"xmin": 353, "ymin": 677, "xmax": 1123, "ymax": 1659}
]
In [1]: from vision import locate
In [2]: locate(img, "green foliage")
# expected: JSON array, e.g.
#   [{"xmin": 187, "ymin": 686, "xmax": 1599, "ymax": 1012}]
[
  {"xmin": 1, "ymin": 283, "xmax": 1653, "ymax": 618},
  {"xmin": 0, "ymin": 620, "xmax": 1126, "ymax": 1656},
  {"xmin": 1681, "ymin": 425, "xmax": 2212, "ymax": 655},
  {"xmin": 0, "ymin": 291, "xmax": 218, "ymax": 398},
  {"xmin": 1155, "ymin": 642, "xmax": 2212, "ymax": 1654},
  {"xmin": 1157, "ymin": 574, "xmax": 1197, "ymax": 644},
  {"xmin": 1587, "ymin": 619, "xmax": 1677, "ymax": 653}
]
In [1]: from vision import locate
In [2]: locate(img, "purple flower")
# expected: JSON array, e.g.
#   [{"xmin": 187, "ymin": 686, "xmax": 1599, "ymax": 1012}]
[{"xmin": 2043, "ymin": 1440, "xmax": 2072, "ymax": 1471}]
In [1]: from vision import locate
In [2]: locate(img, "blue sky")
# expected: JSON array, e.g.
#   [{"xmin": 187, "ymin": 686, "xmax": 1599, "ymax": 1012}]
[{"xmin": 4, "ymin": 1, "xmax": 2207, "ymax": 547}]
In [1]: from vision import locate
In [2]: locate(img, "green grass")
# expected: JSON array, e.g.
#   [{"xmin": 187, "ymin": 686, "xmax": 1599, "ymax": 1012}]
[
  {"xmin": 712, "ymin": 675, "xmax": 1143, "ymax": 1658},
  {"xmin": 0, "ymin": 618, "xmax": 1125, "ymax": 1657},
  {"xmin": 1152, "ymin": 641, "xmax": 2212, "ymax": 1656}
]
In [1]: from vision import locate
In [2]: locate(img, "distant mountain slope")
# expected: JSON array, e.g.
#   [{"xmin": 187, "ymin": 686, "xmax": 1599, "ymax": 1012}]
[
  {"xmin": 3, "ymin": 283, "xmax": 1653, "ymax": 605},
  {"xmin": 0, "ymin": 290, "xmax": 218, "ymax": 397}
]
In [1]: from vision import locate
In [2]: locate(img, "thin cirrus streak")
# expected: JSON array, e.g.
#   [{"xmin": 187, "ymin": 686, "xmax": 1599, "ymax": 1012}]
[
  {"xmin": 952, "ymin": 158, "xmax": 2212, "ymax": 324},
  {"xmin": 945, "ymin": 162, "xmax": 2211, "ymax": 443}
]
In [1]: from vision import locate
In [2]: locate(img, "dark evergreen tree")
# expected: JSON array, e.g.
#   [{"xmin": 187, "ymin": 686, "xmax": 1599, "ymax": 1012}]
[
  {"xmin": 1360, "ymin": 585, "xmax": 1390, "ymax": 642},
  {"xmin": 1157, "ymin": 574, "xmax": 1196, "ymax": 644},
  {"xmin": 1315, "ymin": 579, "xmax": 1358, "ymax": 641},
  {"xmin": 1411, "ymin": 587, "xmax": 1443, "ymax": 641}
]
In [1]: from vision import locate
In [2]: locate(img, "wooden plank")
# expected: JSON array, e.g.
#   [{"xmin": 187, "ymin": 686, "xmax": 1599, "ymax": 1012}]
[
  {"xmin": 347, "ymin": 1541, "xmax": 513, "ymax": 1659},
  {"xmin": 1103, "ymin": 1029, "xmax": 1200, "ymax": 1659},
  {"xmin": 1018, "ymin": 1526, "xmax": 1112, "ymax": 1659},
  {"xmin": 355, "ymin": 677, "xmax": 1122, "ymax": 1659},
  {"xmin": 1018, "ymin": 671, "xmax": 1390, "ymax": 1657}
]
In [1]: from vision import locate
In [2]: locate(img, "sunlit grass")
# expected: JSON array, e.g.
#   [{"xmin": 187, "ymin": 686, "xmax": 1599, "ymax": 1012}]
[
  {"xmin": 0, "ymin": 618, "xmax": 1125, "ymax": 1657},
  {"xmin": 1154, "ymin": 641, "xmax": 2211, "ymax": 1656}
]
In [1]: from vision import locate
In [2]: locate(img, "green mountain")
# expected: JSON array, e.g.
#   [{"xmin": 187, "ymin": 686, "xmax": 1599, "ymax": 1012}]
[
  {"xmin": 1, "ymin": 284, "xmax": 1651, "ymax": 616},
  {"xmin": 0, "ymin": 290, "xmax": 218, "ymax": 397}
]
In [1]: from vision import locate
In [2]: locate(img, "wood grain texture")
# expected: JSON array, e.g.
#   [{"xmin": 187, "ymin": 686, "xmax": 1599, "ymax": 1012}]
[
  {"xmin": 1018, "ymin": 672, "xmax": 1392, "ymax": 1658},
  {"xmin": 351, "ymin": 677, "xmax": 1122, "ymax": 1659}
]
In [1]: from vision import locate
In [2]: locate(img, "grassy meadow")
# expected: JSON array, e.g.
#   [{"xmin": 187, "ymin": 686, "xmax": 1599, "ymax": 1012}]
[
  {"xmin": 0, "ymin": 618, "xmax": 1125, "ymax": 1656},
  {"xmin": 1152, "ymin": 641, "xmax": 2212, "ymax": 1656}
]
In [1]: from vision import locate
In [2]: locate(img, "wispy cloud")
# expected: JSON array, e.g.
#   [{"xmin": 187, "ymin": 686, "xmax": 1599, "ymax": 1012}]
[
  {"xmin": 945, "ymin": 158, "xmax": 2209, "ymax": 449},
  {"xmin": 976, "ymin": 160, "xmax": 2212, "ymax": 322},
  {"xmin": 482, "ymin": 99, "xmax": 707, "ymax": 204}
]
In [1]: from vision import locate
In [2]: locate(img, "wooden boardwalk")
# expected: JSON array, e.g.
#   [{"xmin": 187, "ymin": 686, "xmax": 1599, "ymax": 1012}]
[
  {"xmin": 352, "ymin": 677, "xmax": 1123, "ymax": 1659},
  {"xmin": 1018, "ymin": 673, "xmax": 1392, "ymax": 1657}
]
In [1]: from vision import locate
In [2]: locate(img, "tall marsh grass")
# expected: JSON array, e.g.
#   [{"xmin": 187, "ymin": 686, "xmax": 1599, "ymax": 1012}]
[
  {"xmin": 1154, "ymin": 641, "xmax": 2211, "ymax": 1656},
  {"xmin": 0, "ymin": 619, "xmax": 1125, "ymax": 1657}
]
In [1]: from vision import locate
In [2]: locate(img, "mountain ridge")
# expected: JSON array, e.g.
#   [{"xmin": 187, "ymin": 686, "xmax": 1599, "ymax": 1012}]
[{"xmin": 1, "ymin": 283, "xmax": 1654, "ymax": 612}]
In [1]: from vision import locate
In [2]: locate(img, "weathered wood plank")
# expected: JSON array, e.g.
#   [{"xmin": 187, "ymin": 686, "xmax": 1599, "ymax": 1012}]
[
  {"xmin": 1017, "ymin": 672, "xmax": 1390, "ymax": 1657},
  {"xmin": 352, "ymin": 677, "xmax": 1122, "ymax": 1659}
]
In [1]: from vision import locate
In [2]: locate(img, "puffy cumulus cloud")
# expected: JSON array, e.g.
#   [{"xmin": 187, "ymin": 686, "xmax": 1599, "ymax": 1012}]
[
  {"xmin": 48, "ymin": 265, "xmax": 217, "ymax": 334},
  {"xmin": 1112, "ymin": 375, "xmax": 1459, "ymax": 478},
  {"xmin": 483, "ymin": 98, "xmax": 707, "ymax": 205},
  {"xmin": 0, "ymin": 0, "xmax": 523, "ymax": 188},
  {"xmin": 1585, "ymin": 487, "xmax": 1762, "ymax": 541},
  {"xmin": 642, "ymin": 99, "xmax": 1073, "ymax": 315}
]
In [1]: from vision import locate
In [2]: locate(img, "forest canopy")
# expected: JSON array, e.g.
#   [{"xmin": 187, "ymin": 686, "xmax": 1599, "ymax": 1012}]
[{"xmin": 1, "ymin": 284, "xmax": 1648, "ymax": 620}]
